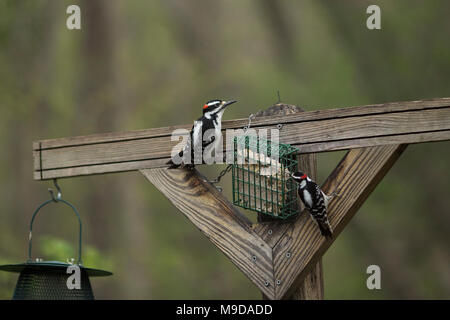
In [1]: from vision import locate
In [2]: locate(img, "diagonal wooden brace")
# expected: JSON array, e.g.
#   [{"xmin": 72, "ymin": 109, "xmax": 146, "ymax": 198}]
[
  {"xmin": 140, "ymin": 167, "xmax": 277, "ymax": 298},
  {"xmin": 141, "ymin": 143, "xmax": 405, "ymax": 300},
  {"xmin": 272, "ymin": 144, "xmax": 407, "ymax": 299}
]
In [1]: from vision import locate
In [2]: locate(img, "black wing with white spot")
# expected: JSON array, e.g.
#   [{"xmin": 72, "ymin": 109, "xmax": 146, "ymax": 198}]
[{"xmin": 299, "ymin": 179, "xmax": 333, "ymax": 238}]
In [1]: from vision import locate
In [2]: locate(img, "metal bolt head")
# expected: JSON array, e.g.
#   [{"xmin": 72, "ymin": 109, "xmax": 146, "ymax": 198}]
[
  {"xmin": 264, "ymin": 280, "xmax": 270, "ymax": 287},
  {"xmin": 276, "ymin": 280, "xmax": 281, "ymax": 285},
  {"xmin": 252, "ymin": 255, "xmax": 257, "ymax": 262},
  {"xmin": 268, "ymin": 229, "xmax": 273, "ymax": 235},
  {"xmin": 286, "ymin": 252, "xmax": 291, "ymax": 258},
  {"xmin": 277, "ymin": 124, "xmax": 283, "ymax": 130}
]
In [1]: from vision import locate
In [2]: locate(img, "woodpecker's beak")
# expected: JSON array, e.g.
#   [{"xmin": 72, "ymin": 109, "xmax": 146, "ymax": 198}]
[{"xmin": 223, "ymin": 100, "xmax": 237, "ymax": 108}]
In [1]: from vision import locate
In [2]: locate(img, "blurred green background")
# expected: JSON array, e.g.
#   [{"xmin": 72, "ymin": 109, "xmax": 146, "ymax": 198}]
[{"xmin": 0, "ymin": 0, "xmax": 449, "ymax": 299}]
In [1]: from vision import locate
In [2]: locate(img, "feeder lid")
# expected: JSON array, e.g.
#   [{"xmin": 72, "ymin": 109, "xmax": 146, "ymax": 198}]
[{"xmin": 0, "ymin": 261, "xmax": 112, "ymax": 277}]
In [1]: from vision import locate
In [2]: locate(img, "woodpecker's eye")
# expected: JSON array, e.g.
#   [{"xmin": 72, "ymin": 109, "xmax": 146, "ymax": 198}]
[{"xmin": 204, "ymin": 100, "xmax": 221, "ymax": 110}]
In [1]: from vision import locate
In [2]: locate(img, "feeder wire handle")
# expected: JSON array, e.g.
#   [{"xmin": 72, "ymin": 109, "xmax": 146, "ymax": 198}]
[
  {"xmin": 28, "ymin": 180, "xmax": 83, "ymax": 265},
  {"xmin": 210, "ymin": 164, "xmax": 233, "ymax": 184},
  {"xmin": 209, "ymin": 112, "xmax": 257, "ymax": 191}
]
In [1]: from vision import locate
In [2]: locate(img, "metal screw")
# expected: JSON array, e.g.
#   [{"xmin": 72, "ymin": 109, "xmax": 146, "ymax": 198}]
[
  {"xmin": 252, "ymin": 255, "xmax": 257, "ymax": 262},
  {"xmin": 286, "ymin": 252, "xmax": 291, "ymax": 258},
  {"xmin": 277, "ymin": 124, "xmax": 283, "ymax": 130},
  {"xmin": 264, "ymin": 280, "xmax": 270, "ymax": 287},
  {"xmin": 276, "ymin": 280, "xmax": 281, "ymax": 285},
  {"xmin": 268, "ymin": 229, "xmax": 273, "ymax": 235}
]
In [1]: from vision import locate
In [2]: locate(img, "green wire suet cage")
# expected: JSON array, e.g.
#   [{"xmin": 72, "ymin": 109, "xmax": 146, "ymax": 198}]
[{"xmin": 232, "ymin": 135, "xmax": 299, "ymax": 219}]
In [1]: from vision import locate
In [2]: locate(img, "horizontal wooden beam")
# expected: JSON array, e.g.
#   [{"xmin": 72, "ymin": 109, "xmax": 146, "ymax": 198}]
[{"xmin": 33, "ymin": 98, "xmax": 450, "ymax": 180}]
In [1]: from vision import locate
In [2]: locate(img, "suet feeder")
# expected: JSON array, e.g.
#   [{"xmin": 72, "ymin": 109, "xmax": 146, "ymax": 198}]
[
  {"xmin": 232, "ymin": 135, "xmax": 299, "ymax": 219},
  {"xmin": 0, "ymin": 182, "xmax": 112, "ymax": 300}
]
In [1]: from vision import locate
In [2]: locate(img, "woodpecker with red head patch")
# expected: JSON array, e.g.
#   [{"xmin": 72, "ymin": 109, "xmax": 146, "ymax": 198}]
[
  {"xmin": 167, "ymin": 99, "xmax": 237, "ymax": 168},
  {"xmin": 291, "ymin": 171, "xmax": 337, "ymax": 239}
]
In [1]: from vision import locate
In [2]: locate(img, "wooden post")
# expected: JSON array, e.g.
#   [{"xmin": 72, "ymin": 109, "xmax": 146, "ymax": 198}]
[
  {"xmin": 287, "ymin": 153, "xmax": 324, "ymax": 299},
  {"xmin": 253, "ymin": 103, "xmax": 324, "ymax": 299}
]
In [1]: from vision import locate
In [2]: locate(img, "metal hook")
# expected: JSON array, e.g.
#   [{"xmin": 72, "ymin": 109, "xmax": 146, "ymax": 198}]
[
  {"xmin": 244, "ymin": 113, "xmax": 255, "ymax": 133},
  {"xmin": 48, "ymin": 179, "xmax": 62, "ymax": 202}
]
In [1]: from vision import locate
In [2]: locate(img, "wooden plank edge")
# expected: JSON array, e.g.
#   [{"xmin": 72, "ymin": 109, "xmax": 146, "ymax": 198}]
[
  {"xmin": 34, "ymin": 98, "xmax": 450, "ymax": 150},
  {"xmin": 34, "ymin": 129, "xmax": 450, "ymax": 180}
]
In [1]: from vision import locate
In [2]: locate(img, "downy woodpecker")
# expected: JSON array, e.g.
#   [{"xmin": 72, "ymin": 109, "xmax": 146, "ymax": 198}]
[
  {"xmin": 167, "ymin": 99, "xmax": 237, "ymax": 168},
  {"xmin": 291, "ymin": 171, "xmax": 337, "ymax": 239}
]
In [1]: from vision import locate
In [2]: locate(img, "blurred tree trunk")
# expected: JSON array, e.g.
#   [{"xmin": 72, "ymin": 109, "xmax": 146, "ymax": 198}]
[
  {"xmin": 257, "ymin": 0, "xmax": 296, "ymax": 70},
  {"xmin": 80, "ymin": 0, "xmax": 151, "ymax": 298},
  {"xmin": 164, "ymin": 0, "xmax": 222, "ymax": 71},
  {"xmin": 3, "ymin": 1, "xmax": 61, "ymax": 257},
  {"xmin": 317, "ymin": 0, "xmax": 450, "ymax": 299}
]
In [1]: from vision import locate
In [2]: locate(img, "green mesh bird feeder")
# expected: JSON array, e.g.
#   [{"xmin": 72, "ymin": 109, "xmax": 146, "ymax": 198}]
[
  {"xmin": 0, "ymin": 182, "xmax": 112, "ymax": 300},
  {"xmin": 232, "ymin": 134, "xmax": 299, "ymax": 219}
]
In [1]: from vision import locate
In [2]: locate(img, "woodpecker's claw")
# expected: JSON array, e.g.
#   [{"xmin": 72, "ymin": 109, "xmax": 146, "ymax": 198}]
[{"xmin": 330, "ymin": 188, "xmax": 342, "ymax": 199}]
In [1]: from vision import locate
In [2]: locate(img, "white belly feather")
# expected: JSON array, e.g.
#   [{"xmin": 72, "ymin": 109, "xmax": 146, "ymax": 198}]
[{"xmin": 303, "ymin": 189, "xmax": 313, "ymax": 208}]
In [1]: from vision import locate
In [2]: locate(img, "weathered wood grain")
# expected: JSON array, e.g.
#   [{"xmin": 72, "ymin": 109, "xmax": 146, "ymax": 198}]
[
  {"xmin": 36, "ymin": 158, "xmax": 170, "ymax": 180},
  {"xmin": 35, "ymin": 97, "xmax": 450, "ymax": 150},
  {"xmin": 271, "ymin": 144, "xmax": 406, "ymax": 299},
  {"xmin": 289, "ymin": 260, "xmax": 324, "ymax": 300},
  {"xmin": 39, "ymin": 135, "xmax": 180, "ymax": 169},
  {"xmin": 33, "ymin": 98, "xmax": 450, "ymax": 180},
  {"xmin": 140, "ymin": 167, "xmax": 276, "ymax": 299},
  {"xmin": 298, "ymin": 130, "xmax": 450, "ymax": 153}
]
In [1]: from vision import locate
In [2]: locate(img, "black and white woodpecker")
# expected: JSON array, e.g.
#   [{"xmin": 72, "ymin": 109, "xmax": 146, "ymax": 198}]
[
  {"xmin": 167, "ymin": 99, "xmax": 237, "ymax": 168},
  {"xmin": 291, "ymin": 171, "xmax": 338, "ymax": 239}
]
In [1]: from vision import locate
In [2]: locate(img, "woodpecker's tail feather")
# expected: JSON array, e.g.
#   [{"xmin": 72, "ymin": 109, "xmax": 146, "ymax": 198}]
[{"xmin": 318, "ymin": 220, "xmax": 333, "ymax": 239}]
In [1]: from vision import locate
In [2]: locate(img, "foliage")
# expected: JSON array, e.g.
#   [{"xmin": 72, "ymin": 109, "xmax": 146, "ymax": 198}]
[{"xmin": 0, "ymin": 0, "xmax": 449, "ymax": 299}]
